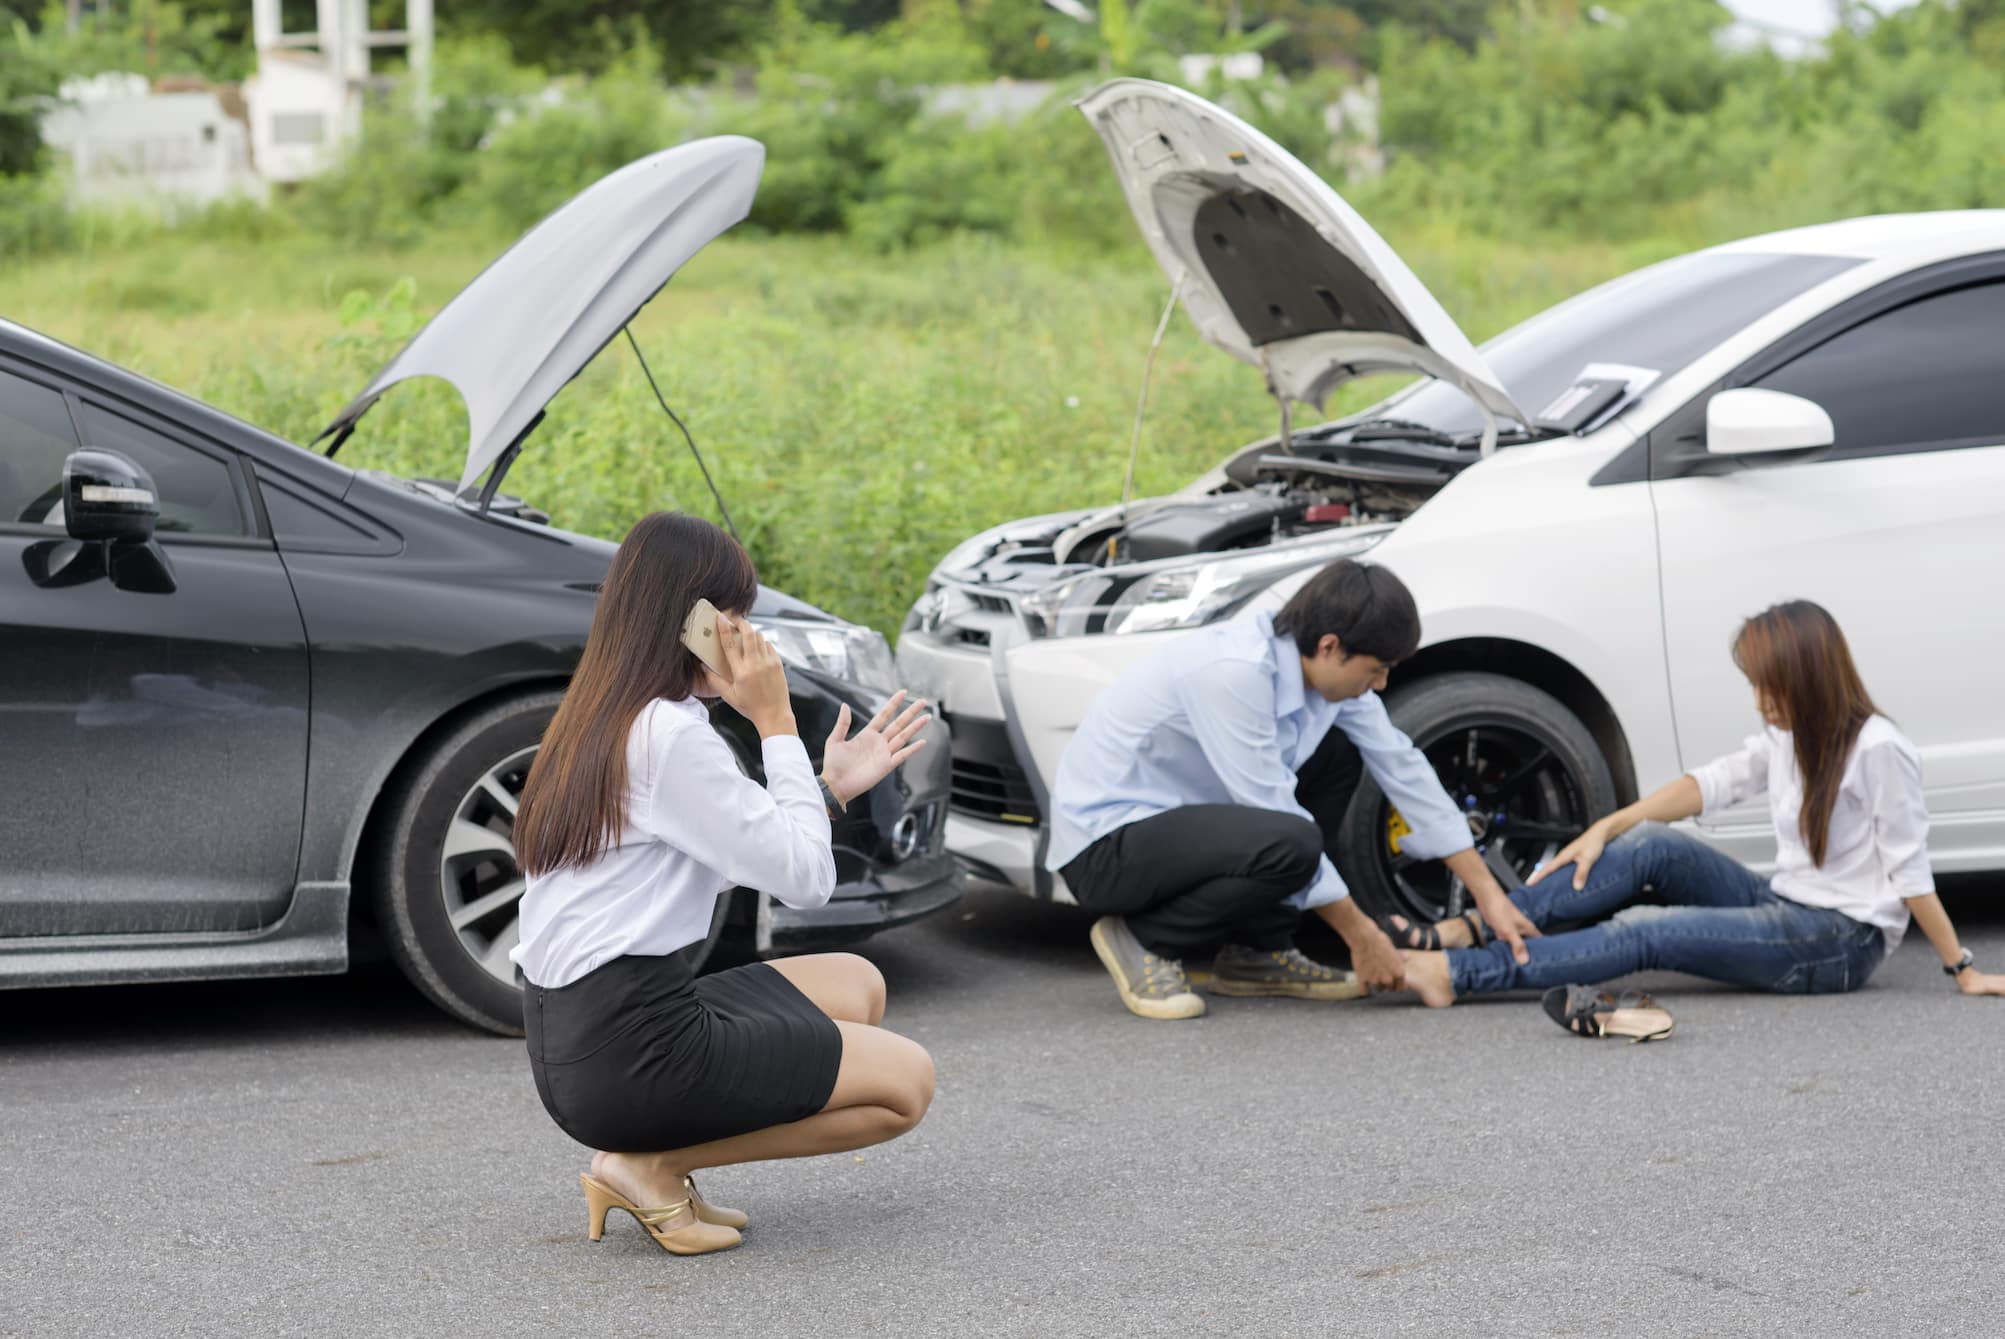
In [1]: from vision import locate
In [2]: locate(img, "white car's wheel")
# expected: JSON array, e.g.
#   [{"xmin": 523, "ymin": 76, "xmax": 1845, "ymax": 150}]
[{"xmin": 1336, "ymin": 673, "xmax": 1618, "ymax": 927}]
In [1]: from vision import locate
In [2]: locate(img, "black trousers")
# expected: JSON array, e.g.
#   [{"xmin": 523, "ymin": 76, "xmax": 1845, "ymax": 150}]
[{"xmin": 1058, "ymin": 727, "xmax": 1366, "ymax": 958}]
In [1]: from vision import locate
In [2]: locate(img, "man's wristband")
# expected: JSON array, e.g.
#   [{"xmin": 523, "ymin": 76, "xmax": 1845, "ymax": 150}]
[
  {"xmin": 818, "ymin": 775, "xmax": 846, "ymax": 816},
  {"xmin": 1944, "ymin": 947, "xmax": 1975, "ymax": 977}
]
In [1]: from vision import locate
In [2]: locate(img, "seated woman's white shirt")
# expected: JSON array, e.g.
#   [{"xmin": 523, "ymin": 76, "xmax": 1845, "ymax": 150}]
[
  {"xmin": 1686, "ymin": 715, "xmax": 1933, "ymax": 953},
  {"xmin": 511, "ymin": 696, "xmax": 835, "ymax": 988}
]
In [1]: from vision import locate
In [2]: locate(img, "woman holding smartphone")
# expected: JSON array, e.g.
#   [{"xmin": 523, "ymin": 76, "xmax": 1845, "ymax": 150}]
[
  {"xmin": 1395, "ymin": 600, "xmax": 2004, "ymax": 1033},
  {"xmin": 511, "ymin": 511, "xmax": 935, "ymax": 1256}
]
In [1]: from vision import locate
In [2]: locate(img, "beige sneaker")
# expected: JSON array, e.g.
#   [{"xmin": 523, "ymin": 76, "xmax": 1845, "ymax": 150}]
[
  {"xmin": 1208, "ymin": 944, "xmax": 1366, "ymax": 1000},
  {"xmin": 1088, "ymin": 916, "xmax": 1207, "ymax": 1020}
]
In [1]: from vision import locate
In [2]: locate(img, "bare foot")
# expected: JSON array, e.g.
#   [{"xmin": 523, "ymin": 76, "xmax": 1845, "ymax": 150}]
[
  {"xmin": 591, "ymin": 1150, "xmax": 698, "ymax": 1227},
  {"xmin": 1401, "ymin": 950, "xmax": 1457, "ymax": 1008},
  {"xmin": 1387, "ymin": 913, "xmax": 1480, "ymax": 950}
]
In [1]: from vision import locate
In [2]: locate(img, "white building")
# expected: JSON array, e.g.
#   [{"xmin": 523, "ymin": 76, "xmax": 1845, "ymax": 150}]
[
  {"xmin": 243, "ymin": 0, "xmax": 432, "ymax": 184},
  {"xmin": 38, "ymin": 74, "xmax": 265, "ymax": 208},
  {"xmin": 242, "ymin": 47, "xmax": 351, "ymax": 184}
]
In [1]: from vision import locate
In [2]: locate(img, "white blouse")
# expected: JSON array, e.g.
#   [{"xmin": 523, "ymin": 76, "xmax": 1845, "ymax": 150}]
[
  {"xmin": 1687, "ymin": 715, "xmax": 1934, "ymax": 954},
  {"xmin": 511, "ymin": 696, "xmax": 835, "ymax": 988}
]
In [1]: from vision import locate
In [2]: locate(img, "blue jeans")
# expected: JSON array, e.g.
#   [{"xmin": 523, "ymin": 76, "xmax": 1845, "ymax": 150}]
[{"xmin": 1446, "ymin": 824, "xmax": 1885, "ymax": 997}]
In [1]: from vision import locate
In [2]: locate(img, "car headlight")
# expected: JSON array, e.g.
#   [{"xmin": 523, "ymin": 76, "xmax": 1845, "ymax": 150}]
[
  {"xmin": 1022, "ymin": 532, "xmax": 1387, "ymax": 639},
  {"xmin": 752, "ymin": 617, "xmax": 901, "ymax": 696}
]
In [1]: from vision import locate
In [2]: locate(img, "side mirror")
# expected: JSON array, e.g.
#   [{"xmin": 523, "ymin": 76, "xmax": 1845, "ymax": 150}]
[
  {"xmin": 58, "ymin": 449, "xmax": 175, "ymax": 594},
  {"xmin": 63, "ymin": 448, "xmax": 160, "ymax": 543},
  {"xmin": 1705, "ymin": 388, "xmax": 1835, "ymax": 457}
]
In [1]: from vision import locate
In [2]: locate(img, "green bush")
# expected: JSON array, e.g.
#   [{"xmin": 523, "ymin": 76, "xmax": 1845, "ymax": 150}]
[
  {"xmin": 289, "ymin": 35, "xmax": 552, "ymax": 245},
  {"xmin": 845, "ymin": 115, "xmax": 1022, "ymax": 251},
  {"xmin": 0, "ymin": 171, "xmax": 69, "ymax": 254},
  {"xmin": 459, "ymin": 38, "xmax": 700, "ymax": 231},
  {"xmin": 708, "ymin": 15, "xmax": 987, "ymax": 237}
]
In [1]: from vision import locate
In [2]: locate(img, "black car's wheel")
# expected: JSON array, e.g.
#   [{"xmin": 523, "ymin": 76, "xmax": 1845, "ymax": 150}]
[
  {"xmin": 372, "ymin": 693, "xmax": 558, "ymax": 1035},
  {"xmin": 372, "ymin": 692, "xmax": 740, "ymax": 1035},
  {"xmin": 1335, "ymin": 673, "xmax": 1618, "ymax": 928}
]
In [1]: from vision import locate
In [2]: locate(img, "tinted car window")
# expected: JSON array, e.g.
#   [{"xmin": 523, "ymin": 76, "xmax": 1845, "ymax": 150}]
[
  {"xmin": 1753, "ymin": 282, "xmax": 2005, "ymax": 456},
  {"xmin": 1389, "ymin": 252, "xmax": 1861, "ymax": 438},
  {"xmin": 256, "ymin": 468, "xmax": 381, "ymax": 552},
  {"xmin": 75, "ymin": 401, "xmax": 246, "ymax": 536},
  {"xmin": 0, "ymin": 367, "xmax": 80, "ymax": 525}
]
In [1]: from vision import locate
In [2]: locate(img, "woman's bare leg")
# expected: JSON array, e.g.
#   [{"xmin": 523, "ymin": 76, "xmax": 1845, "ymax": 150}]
[
  {"xmin": 767, "ymin": 952, "xmax": 886, "ymax": 1025},
  {"xmin": 591, "ymin": 1018, "xmax": 934, "ymax": 1210}
]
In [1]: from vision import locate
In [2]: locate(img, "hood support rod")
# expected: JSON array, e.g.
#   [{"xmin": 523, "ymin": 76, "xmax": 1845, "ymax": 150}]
[
  {"xmin": 625, "ymin": 325, "xmax": 741, "ymax": 545},
  {"xmin": 474, "ymin": 411, "xmax": 545, "ymax": 514},
  {"xmin": 1113, "ymin": 265, "xmax": 1187, "ymax": 563},
  {"xmin": 1257, "ymin": 347, "xmax": 1294, "ymax": 459}
]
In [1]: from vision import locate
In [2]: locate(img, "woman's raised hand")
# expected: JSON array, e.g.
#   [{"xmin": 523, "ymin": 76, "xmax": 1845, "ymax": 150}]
[
  {"xmin": 821, "ymin": 691, "xmax": 931, "ymax": 808},
  {"xmin": 709, "ymin": 614, "xmax": 797, "ymax": 739}
]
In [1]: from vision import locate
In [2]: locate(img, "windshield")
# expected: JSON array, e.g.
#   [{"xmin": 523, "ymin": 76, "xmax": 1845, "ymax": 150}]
[{"xmin": 1378, "ymin": 251, "xmax": 1862, "ymax": 439}]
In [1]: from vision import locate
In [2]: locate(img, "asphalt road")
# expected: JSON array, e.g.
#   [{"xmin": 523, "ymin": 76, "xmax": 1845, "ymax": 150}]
[{"xmin": 5, "ymin": 882, "xmax": 2003, "ymax": 1339}]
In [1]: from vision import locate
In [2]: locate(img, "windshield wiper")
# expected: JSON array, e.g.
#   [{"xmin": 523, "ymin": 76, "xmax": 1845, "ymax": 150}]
[
  {"xmin": 1342, "ymin": 417, "xmax": 1462, "ymax": 448},
  {"xmin": 1450, "ymin": 425, "xmax": 1549, "ymax": 449}
]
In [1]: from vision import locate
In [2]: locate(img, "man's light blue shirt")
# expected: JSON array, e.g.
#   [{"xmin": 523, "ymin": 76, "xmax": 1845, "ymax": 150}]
[{"xmin": 1045, "ymin": 611, "xmax": 1472, "ymax": 910}]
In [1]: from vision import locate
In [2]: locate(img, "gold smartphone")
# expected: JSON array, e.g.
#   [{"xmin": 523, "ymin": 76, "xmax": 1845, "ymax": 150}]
[{"xmin": 681, "ymin": 597, "xmax": 732, "ymax": 682}]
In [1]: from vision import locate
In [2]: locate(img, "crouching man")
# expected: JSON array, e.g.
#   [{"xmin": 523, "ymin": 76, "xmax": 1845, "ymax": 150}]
[{"xmin": 1047, "ymin": 559, "xmax": 1537, "ymax": 1019}]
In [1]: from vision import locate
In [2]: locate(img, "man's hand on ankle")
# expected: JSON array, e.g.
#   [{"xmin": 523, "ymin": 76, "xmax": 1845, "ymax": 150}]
[{"xmin": 1316, "ymin": 897, "xmax": 1407, "ymax": 993}]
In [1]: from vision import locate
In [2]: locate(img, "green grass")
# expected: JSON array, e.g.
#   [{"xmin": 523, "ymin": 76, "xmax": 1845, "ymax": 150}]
[{"xmin": 0, "ymin": 225, "xmax": 1649, "ymax": 634}]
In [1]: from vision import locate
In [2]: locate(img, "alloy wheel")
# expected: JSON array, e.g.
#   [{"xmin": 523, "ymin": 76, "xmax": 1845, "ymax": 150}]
[
  {"xmin": 1377, "ymin": 721, "xmax": 1590, "ymax": 924},
  {"xmin": 438, "ymin": 745, "xmax": 535, "ymax": 987}
]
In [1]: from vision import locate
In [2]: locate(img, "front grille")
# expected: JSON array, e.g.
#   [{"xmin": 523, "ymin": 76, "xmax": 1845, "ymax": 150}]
[
  {"xmin": 967, "ymin": 592, "xmax": 1014, "ymax": 614},
  {"xmin": 945, "ymin": 715, "xmax": 1041, "ymax": 824}
]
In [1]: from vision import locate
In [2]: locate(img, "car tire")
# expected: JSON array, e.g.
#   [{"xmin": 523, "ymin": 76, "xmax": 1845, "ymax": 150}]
[
  {"xmin": 1334, "ymin": 672, "xmax": 1618, "ymax": 928},
  {"xmin": 372, "ymin": 692, "xmax": 562, "ymax": 1036},
  {"xmin": 373, "ymin": 692, "xmax": 747, "ymax": 1035}
]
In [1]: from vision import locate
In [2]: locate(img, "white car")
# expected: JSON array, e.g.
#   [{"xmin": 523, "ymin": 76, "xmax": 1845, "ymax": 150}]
[{"xmin": 894, "ymin": 78, "xmax": 2005, "ymax": 928}]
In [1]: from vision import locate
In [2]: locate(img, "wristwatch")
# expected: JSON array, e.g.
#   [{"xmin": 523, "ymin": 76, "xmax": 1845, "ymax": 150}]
[
  {"xmin": 818, "ymin": 775, "xmax": 846, "ymax": 816},
  {"xmin": 1943, "ymin": 947, "xmax": 1975, "ymax": 977}
]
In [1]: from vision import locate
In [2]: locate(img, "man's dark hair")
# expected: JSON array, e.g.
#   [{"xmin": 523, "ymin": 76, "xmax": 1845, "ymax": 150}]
[{"xmin": 1273, "ymin": 559, "xmax": 1421, "ymax": 663}]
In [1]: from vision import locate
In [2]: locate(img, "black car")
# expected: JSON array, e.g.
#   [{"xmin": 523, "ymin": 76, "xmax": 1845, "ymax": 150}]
[{"xmin": 0, "ymin": 137, "xmax": 956, "ymax": 1035}]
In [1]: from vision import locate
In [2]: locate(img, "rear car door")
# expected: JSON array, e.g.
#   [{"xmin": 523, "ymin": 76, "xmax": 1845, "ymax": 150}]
[
  {"xmin": 0, "ymin": 359, "xmax": 310, "ymax": 937},
  {"xmin": 1649, "ymin": 274, "xmax": 2005, "ymax": 870}
]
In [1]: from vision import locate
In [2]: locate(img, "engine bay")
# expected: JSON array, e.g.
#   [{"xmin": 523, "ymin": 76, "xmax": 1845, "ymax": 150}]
[
  {"xmin": 1059, "ymin": 429, "xmax": 1468, "ymax": 566},
  {"xmin": 931, "ymin": 424, "xmax": 1489, "ymax": 596}
]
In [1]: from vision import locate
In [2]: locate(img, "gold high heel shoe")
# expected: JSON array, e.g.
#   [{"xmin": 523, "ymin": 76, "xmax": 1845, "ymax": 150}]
[
  {"xmin": 581, "ymin": 1174, "xmax": 741, "ymax": 1255},
  {"xmin": 685, "ymin": 1174, "xmax": 749, "ymax": 1230}
]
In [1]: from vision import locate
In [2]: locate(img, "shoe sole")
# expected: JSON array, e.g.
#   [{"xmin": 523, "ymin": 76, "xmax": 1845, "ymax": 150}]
[
  {"xmin": 1207, "ymin": 975, "xmax": 1367, "ymax": 1001},
  {"xmin": 1089, "ymin": 920, "xmax": 1206, "ymax": 1020}
]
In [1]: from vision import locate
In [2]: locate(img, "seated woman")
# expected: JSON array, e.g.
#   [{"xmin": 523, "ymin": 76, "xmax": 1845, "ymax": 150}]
[
  {"xmin": 512, "ymin": 512, "xmax": 937, "ymax": 1255},
  {"xmin": 1398, "ymin": 600, "xmax": 2004, "ymax": 1032}
]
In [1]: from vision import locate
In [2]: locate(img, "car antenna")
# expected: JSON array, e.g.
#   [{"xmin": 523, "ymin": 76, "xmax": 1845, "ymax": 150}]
[
  {"xmin": 624, "ymin": 324, "xmax": 742, "ymax": 545},
  {"xmin": 1112, "ymin": 266, "xmax": 1187, "ymax": 563}
]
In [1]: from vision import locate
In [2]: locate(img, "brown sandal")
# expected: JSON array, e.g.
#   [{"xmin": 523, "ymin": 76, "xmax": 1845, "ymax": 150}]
[
  {"xmin": 1541, "ymin": 985, "xmax": 1674, "ymax": 1043},
  {"xmin": 581, "ymin": 1174, "xmax": 742, "ymax": 1255}
]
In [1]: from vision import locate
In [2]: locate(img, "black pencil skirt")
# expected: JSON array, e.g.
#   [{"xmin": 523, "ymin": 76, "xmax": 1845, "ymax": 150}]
[{"xmin": 524, "ymin": 952, "xmax": 844, "ymax": 1154}]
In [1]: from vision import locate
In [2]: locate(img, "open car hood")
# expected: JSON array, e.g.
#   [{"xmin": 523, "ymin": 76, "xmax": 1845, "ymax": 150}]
[
  {"xmin": 1075, "ymin": 80, "xmax": 1527, "ymax": 431},
  {"xmin": 318, "ymin": 136, "xmax": 763, "ymax": 495}
]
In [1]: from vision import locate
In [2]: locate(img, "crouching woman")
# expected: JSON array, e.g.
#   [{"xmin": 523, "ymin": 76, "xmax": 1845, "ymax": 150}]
[{"xmin": 511, "ymin": 512, "xmax": 936, "ymax": 1255}]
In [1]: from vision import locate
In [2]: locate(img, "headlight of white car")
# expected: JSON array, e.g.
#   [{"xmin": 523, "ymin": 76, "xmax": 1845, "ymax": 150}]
[
  {"xmin": 1022, "ymin": 532, "xmax": 1388, "ymax": 639},
  {"xmin": 751, "ymin": 618, "xmax": 900, "ymax": 695}
]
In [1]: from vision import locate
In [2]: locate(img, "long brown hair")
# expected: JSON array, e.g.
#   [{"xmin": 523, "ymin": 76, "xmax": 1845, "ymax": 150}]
[
  {"xmin": 516, "ymin": 512, "xmax": 757, "ymax": 875},
  {"xmin": 1731, "ymin": 601, "xmax": 1881, "ymax": 867}
]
